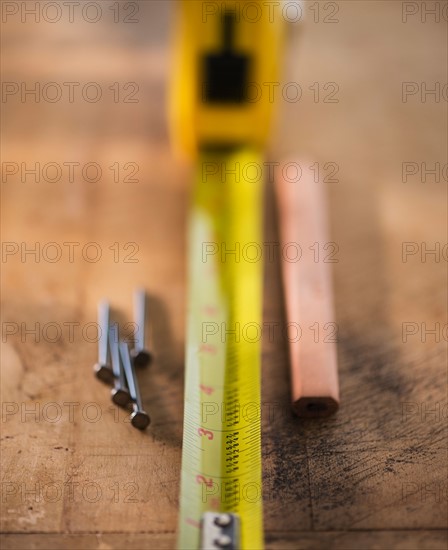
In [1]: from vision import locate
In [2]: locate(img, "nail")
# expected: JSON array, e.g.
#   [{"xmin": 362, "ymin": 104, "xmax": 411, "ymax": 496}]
[
  {"xmin": 131, "ymin": 288, "xmax": 152, "ymax": 368},
  {"xmin": 119, "ymin": 341, "xmax": 150, "ymax": 430},
  {"xmin": 109, "ymin": 325, "xmax": 131, "ymax": 407},
  {"xmin": 93, "ymin": 301, "xmax": 114, "ymax": 384}
]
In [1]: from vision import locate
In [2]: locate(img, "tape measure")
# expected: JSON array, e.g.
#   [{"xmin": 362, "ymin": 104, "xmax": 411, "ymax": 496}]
[
  {"xmin": 178, "ymin": 147, "xmax": 265, "ymax": 549},
  {"xmin": 169, "ymin": 0, "xmax": 284, "ymax": 158},
  {"xmin": 170, "ymin": 2, "xmax": 284, "ymax": 548}
]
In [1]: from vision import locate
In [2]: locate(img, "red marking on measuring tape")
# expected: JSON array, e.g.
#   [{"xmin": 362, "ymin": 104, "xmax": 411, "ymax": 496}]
[
  {"xmin": 196, "ymin": 474, "xmax": 214, "ymax": 488},
  {"xmin": 198, "ymin": 428, "xmax": 214, "ymax": 440},
  {"xmin": 203, "ymin": 305, "xmax": 218, "ymax": 316},
  {"xmin": 210, "ymin": 497, "xmax": 220, "ymax": 510},
  {"xmin": 199, "ymin": 344, "xmax": 217, "ymax": 354},
  {"xmin": 185, "ymin": 517, "xmax": 200, "ymax": 529}
]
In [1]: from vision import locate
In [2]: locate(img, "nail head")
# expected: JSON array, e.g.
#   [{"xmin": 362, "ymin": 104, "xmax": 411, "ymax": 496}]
[
  {"xmin": 131, "ymin": 349, "xmax": 152, "ymax": 369},
  {"xmin": 93, "ymin": 363, "xmax": 114, "ymax": 384},
  {"xmin": 130, "ymin": 410, "xmax": 150, "ymax": 430},
  {"xmin": 111, "ymin": 388, "xmax": 131, "ymax": 408}
]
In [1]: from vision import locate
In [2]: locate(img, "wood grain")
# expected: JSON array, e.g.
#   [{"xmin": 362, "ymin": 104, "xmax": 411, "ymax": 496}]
[{"xmin": 1, "ymin": 1, "xmax": 447, "ymax": 549}]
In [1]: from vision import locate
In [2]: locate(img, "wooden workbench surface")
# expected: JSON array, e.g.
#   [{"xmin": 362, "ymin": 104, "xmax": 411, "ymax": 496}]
[{"xmin": 1, "ymin": 2, "xmax": 447, "ymax": 549}]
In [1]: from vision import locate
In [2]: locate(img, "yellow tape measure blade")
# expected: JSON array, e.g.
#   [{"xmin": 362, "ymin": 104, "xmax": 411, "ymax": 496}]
[{"xmin": 178, "ymin": 148, "xmax": 265, "ymax": 550}]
